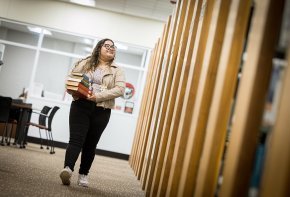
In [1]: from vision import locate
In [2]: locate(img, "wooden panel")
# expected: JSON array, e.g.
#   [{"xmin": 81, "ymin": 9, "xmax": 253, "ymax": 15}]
[
  {"xmin": 153, "ymin": 0, "xmax": 210, "ymax": 195},
  {"xmin": 220, "ymin": 0, "xmax": 285, "ymax": 196},
  {"xmin": 135, "ymin": 39, "xmax": 164, "ymax": 178},
  {"xmin": 147, "ymin": 0, "xmax": 191, "ymax": 196},
  {"xmin": 129, "ymin": 45, "xmax": 157, "ymax": 167},
  {"xmin": 130, "ymin": 44, "xmax": 156, "ymax": 169},
  {"xmin": 146, "ymin": 1, "xmax": 199, "ymax": 195},
  {"xmin": 150, "ymin": 0, "xmax": 197, "ymax": 196},
  {"xmin": 134, "ymin": 38, "xmax": 163, "ymax": 175},
  {"xmin": 260, "ymin": 43, "xmax": 290, "ymax": 197},
  {"xmin": 143, "ymin": 7, "xmax": 180, "ymax": 195},
  {"xmin": 134, "ymin": 0, "xmax": 182, "ymax": 195},
  {"xmin": 137, "ymin": 20, "xmax": 171, "ymax": 181},
  {"xmin": 192, "ymin": 0, "xmax": 252, "ymax": 196},
  {"xmin": 161, "ymin": 0, "xmax": 233, "ymax": 196},
  {"xmin": 136, "ymin": 0, "xmax": 179, "ymax": 177},
  {"xmin": 131, "ymin": 40, "xmax": 160, "ymax": 172},
  {"xmin": 140, "ymin": 16, "xmax": 172, "ymax": 188}
]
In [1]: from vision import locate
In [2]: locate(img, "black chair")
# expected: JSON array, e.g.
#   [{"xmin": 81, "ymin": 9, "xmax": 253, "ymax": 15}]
[
  {"xmin": 46, "ymin": 106, "xmax": 60, "ymax": 154},
  {"xmin": 27, "ymin": 106, "xmax": 59, "ymax": 154},
  {"xmin": 8, "ymin": 99, "xmax": 23, "ymax": 146},
  {"xmin": 0, "ymin": 96, "xmax": 12, "ymax": 145},
  {"xmin": 27, "ymin": 106, "xmax": 51, "ymax": 150}
]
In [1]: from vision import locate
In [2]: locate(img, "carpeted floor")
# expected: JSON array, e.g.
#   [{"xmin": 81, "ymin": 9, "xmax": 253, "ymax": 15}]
[{"xmin": 0, "ymin": 143, "xmax": 145, "ymax": 197}]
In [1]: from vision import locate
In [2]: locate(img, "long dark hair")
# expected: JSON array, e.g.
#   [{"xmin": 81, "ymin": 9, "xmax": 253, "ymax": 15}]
[{"xmin": 87, "ymin": 38, "xmax": 115, "ymax": 71}]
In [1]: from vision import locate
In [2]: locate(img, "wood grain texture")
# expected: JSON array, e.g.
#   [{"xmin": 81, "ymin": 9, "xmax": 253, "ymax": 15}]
[
  {"xmin": 260, "ymin": 43, "xmax": 290, "ymax": 197},
  {"xmin": 220, "ymin": 0, "xmax": 285, "ymax": 196},
  {"xmin": 140, "ymin": 15, "xmax": 172, "ymax": 189},
  {"xmin": 129, "ymin": 44, "xmax": 156, "ymax": 169},
  {"xmin": 193, "ymin": 0, "xmax": 252, "ymax": 196}
]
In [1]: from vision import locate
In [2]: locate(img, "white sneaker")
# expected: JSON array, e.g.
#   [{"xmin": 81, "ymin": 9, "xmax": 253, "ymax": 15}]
[
  {"xmin": 60, "ymin": 166, "xmax": 72, "ymax": 185},
  {"xmin": 77, "ymin": 174, "xmax": 89, "ymax": 187}
]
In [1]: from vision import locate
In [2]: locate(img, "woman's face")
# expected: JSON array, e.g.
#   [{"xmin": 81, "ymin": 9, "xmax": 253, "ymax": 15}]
[{"xmin": 100, "ymin": 40, "xmax": 116, "ymax": 62}]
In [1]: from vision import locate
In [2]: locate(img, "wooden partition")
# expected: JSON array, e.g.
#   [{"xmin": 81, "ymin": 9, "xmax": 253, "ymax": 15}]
[
  {"xmin": 131, "ymin": 38, "xmax": 160, "ymax": 173},
  {"xmin": 220, "ymin": 0, "xmax": 285, "ymax": 196},
  {"xmin": 193, "ymin": 0, "xmax": 252, "ymax": 196},
  {"xmin": 129, "ymin": 39, "xmax": 160, "ymax": 173},
  {"xmin": 129, "ymin": 0, "xmax": 289, "ymax": 196},
  {"xmin": 259, "ymin": 42, "xmax": 290, "ymax": 197},
  {"xmin": 137, "ymin": 18, "xmax": 171, "ymax": 181},
  {"xmin": 140, "ymin": 16, "xmax": 172, "ymax": 185},
  {"xmin": 172, "ymin": 0, "xmax": 246, "ymax": 195},
  {"xmin": 134, "ymin": 6, "xmax": 177, "ymax": 178}
]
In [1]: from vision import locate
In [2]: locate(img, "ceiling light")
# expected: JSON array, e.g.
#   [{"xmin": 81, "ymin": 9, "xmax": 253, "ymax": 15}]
[
  {"xmin": 28, "ymin": 27, "xmax": 52, "ymax": 35},
  {"xmin": 115, "ymin": 42, "xmax": 128, "ymax": 50},
  {"xmin": 70, "ymin": 0, "xmax": 95, "ymax": 7},
  {"xmin": 83, "ymin": 38, "xmax": 93, "ymax": 45},
  {"xmin": 83, "ymin": 46, "xmax": 93, "ymax": 52}
]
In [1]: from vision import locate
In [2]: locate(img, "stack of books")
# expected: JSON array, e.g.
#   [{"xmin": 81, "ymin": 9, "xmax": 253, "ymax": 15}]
[{"xmin": 66, "ymin": 72, "xmax": 91, "ymax": 98}]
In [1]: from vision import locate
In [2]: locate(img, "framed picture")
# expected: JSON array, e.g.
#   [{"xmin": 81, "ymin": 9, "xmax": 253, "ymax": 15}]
[{"xmin": 124, "ymin": 101, "xmax": 134, "ymax": 114}]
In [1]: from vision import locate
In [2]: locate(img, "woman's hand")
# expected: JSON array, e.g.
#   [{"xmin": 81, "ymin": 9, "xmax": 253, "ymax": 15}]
[{"xmin": 87, "ymin": 94, "xmax": 96, "ymax": 102}]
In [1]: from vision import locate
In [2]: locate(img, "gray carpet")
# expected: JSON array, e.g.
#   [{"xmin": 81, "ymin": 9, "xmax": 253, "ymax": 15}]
[{"xmin": 0, "ymin": 143, "xmax": 145, "ymax": 197}]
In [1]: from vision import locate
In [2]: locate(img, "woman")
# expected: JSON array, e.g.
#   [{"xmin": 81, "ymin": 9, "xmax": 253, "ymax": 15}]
[{"xmin": 60, "ymin": 38, "xmax": 125, "ymax": 187}]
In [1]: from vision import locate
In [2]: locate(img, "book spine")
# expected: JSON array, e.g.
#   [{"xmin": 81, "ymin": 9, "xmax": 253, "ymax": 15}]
[
  {"xmin": 66, "ymin": 81, "xmax": 79, "ymax": 86},
  {"xmin": 78, "ymin": 82, "xmax": 91, "ymax": 94},
  {"xmin": 82, "ymin": 74, "xmax": 89, "ymax": 82},
  {"xmin": 80, "ymin": 79, "xmax": 90, "ymax": 88},
  {"xmin": 77, "ymin": 87, "xmax": 91, "ymax": 97},
  {"xmin": 73, "ymin": 91, "xmax": 87, "ymax": 99}
]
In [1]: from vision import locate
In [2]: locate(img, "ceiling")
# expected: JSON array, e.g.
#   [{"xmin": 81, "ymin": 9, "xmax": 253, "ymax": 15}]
[{"xmin": 52, "ymin": 0, "xmax": 175, "ymax": 22}]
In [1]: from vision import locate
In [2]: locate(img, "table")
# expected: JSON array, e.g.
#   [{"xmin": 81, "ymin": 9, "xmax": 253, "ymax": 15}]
[{"xmin": 11, "ymin": 102, "xmax": 32, "ymax": 148}]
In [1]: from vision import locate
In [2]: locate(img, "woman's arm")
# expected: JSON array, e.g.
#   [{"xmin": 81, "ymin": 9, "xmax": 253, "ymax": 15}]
[{"xmin": 87, "ymin": 68, "xmax": 125, "ymax": 102}]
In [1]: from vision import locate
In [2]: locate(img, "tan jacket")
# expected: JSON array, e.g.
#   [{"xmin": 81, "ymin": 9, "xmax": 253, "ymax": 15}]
[{"xmin": 71, "ymin": 57, "xmax": 126, "ymax": 109}]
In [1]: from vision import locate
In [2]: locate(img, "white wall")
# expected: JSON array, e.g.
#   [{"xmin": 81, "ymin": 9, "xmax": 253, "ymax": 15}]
[
  {"xmin": 27, "ymin": 96, "xmax": 138, "ymax": 155},
  {"xmin": 0, "ymin": 0, "xmax": 164, "ymax": 48},
  {"xmin": 0, "ymin": 0, "xmax": 163, "ymax": 155}
]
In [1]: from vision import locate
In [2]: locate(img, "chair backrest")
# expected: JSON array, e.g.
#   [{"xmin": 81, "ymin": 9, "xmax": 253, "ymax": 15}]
[
  {"xmin": 38, "ymin": 106, "xmax": 52, "ymax": 126},
  {"xmin": 47, "ymin": 106, "xmax": 60, "ymax": 131},
  {"xmin": 0, "ymin": 96, "xmax": 12, "ymax": 122}
]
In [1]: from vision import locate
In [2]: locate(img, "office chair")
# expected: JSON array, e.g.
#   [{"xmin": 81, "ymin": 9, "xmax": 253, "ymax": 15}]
[
  {"xmin": 27, "ymin": 106, "xmax": 59, "ymax": 154},
  {"xmin": 0, "ymin": 96, "xmax": 12, "ymax": 145},
  {"xmin": 27, "ymin": 106, "xmax": 51, "ymax": 150},
  {"xmin": 9, "ymin": 99, "xmax": 23, "ymax": 146},
  {"xmin": 46, "ymin": 106, "xmax": 60, "ymax": 154}
]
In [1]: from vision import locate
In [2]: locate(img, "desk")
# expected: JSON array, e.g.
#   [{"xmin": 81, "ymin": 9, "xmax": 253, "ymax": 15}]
[{"xmin": 11, "ymin": 102, "xmax": 32, "ymax": 148}]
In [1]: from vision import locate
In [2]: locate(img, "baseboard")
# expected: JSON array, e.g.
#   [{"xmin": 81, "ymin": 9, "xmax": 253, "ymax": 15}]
[{"xmin": 26, "ymin": 136, "xmax": 129, "ymax": 160}]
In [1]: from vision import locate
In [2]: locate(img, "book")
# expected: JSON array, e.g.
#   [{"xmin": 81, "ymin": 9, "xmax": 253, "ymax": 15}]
[
  {"xmin": 66, "ymin": 80, "xmax": 80, "ymax": 87},
  {"xmin": 66, "ymin": 84, "xmax": 91, "ymax": 98},
  {"xmin": 69, "ymin": 72, "xmax": 90, "ymax": 81},
  {"xmin": 66, "ymin": 80, "xmax": 90, "ymax": 88},
  {"xmin": 66, "ymin": 77, "xmax": 90, "ymax": 88},
  {"xmin": 71, "ymin": 72, "xmax": 83, "ymax": 76},
  {"xmin": 66, "ymin": 72, "xmax": 92, "ymax": 98},
  {"xmin": 67, "ymin": 76, "xmax": 89, "ymax": 83},
  {"xmin": 66, "ymin": 82, "xmax": 90, "ymax": 92}
]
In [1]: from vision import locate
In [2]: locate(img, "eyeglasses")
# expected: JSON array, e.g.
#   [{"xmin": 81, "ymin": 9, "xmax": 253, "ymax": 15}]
[{"xmin": 103, "ymin": 44, "xmax": 117, "ymax": 51}]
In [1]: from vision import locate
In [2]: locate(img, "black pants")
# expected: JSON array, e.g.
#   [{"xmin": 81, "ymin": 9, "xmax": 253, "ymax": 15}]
[{"xmin": 64, "ymin": 99, "xmax": 111, "ymax": 175}]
